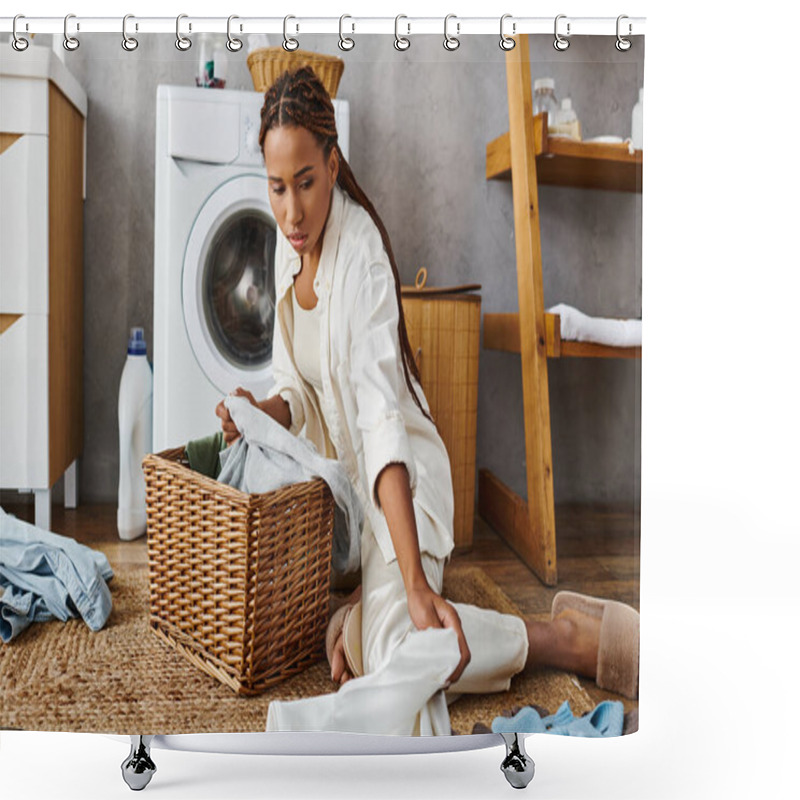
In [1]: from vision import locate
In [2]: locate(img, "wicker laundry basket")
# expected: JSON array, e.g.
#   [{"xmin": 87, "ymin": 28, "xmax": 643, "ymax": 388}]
[
  {"xmin": 247, "ymin": 48, "xmax": 345, "ymax": 98},
  {"xmin": 143, "ymin": 446, "xmax": 335, "ymax": 695},
  {"xmin": 401, "ymin": 269, "xmax": 482, "ymax": 551}
]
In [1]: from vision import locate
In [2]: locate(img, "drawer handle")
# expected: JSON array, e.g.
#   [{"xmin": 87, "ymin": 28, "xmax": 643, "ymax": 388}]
[{"xmin": 0, "ymin": 314, "xmax": 22, "ymax": 336}]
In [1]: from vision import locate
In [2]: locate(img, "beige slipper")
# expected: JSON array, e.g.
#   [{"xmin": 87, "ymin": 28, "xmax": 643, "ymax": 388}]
[
  {"xmin": 342, "ymin": 600, "xmax": 363, "ymax": 678},
  {"xmin": 551, "ymin": 591, "xmax": 639, "ymax": 699},
  {"xmin": 324, "ymin": 600, "xmax": 364, "ymax": 679}
]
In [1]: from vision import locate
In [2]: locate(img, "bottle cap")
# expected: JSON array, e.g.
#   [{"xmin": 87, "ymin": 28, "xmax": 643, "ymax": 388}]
[
  {"xmin": 128, "ymin": 327, "xmax": 147, "ymax": 356},
  {"xmin": 534, "ymin": 77, "xmax": 555, "ymax": 91}
]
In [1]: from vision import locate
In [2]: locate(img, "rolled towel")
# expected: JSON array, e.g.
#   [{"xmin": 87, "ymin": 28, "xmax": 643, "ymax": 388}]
[{"xmin": 547, "ymin": 303, "xmax": 642, "ymax": 348}]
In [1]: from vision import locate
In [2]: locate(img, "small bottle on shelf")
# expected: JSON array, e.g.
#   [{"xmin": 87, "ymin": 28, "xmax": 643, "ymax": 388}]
[
  {"xmin": 196, "ymin": 33, "xmax": 212, "ymax": 87},
  {"xmin": 551, "ymin": 98, "xmax": 582, "ymax": 140},
  {"xmin": 196, "ymin": 34, "xmax": 228, "ymax": 88},
  {"xmin": 533, "ymin": 78, "xmax": 558, "ymax": 130}
]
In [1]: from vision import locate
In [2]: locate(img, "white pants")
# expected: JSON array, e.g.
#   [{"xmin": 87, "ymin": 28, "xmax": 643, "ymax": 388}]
[{"xmin": 266, "ymin": 519, "xmax": 529, "ymax": 735}]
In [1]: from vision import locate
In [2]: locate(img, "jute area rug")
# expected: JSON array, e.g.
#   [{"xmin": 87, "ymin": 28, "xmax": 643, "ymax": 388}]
[{"xmin": 0, "ymin": 565, "xmax": 593, "ymax": 735}]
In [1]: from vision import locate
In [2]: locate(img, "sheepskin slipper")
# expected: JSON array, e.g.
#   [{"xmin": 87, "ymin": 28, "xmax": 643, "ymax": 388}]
[
  {"xmin": 342, "ymin": 599, "xmax": 364, "ymax": 678},
  {"xmin": 325, "ymin": 603, "xmax": 350, "ymax": 670},
  {"xmin": 551, "ymin": 591, "xmax": 639, "ymax": 699},
  {"xmin": 324, "ymin": 600, "xmax": 364, "ymax": 679}
]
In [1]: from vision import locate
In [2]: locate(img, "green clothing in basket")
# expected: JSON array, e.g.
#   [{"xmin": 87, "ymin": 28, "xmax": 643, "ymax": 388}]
[{"xmin": 185, "ymin": 431, "xmax": 226, "ymax": 479}]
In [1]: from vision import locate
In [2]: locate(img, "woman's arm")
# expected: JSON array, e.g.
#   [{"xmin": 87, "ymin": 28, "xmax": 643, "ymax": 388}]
[
  {"xmin": 257, "ymin": 394, "xmax": 291, "ymax": 430},
  {"xmin": 376, "ymin": 462, "xmax": 471, "ymax": 686}
]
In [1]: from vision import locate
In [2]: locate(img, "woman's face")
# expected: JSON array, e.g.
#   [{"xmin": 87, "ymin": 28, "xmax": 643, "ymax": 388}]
[{"xmin": 263, "ymin": 125, "xmax": 339, "ymax": 269}]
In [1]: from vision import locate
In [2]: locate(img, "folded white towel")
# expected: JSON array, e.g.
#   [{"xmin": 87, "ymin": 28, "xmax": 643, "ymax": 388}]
[{"xmin": 547, "ymin": 303, "xmax": 642, "ymax": 348}]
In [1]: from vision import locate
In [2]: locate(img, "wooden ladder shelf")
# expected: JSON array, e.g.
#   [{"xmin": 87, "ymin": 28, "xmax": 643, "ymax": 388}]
[{"xmin": 479, "ymin": 35, "xmax": 642, "ymax": 586}]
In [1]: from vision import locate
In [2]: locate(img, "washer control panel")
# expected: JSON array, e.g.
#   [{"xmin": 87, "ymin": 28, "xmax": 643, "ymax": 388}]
[{"xmin": 240, "ymin": 100, "xmax": 264, "ymax": 167}]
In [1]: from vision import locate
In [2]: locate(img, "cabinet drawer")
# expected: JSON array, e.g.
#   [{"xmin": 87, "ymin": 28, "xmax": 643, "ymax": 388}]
[
  {"xmin": 0, "ymin": 313, "xmax": 48, "ymax": 489},
  {"xmin": 0, "ymin": 76, "xmax": 48, "ymax": 135},
  {"xmin": 0, "ymin": 134, "xmax": 48, "ymax": 314}
]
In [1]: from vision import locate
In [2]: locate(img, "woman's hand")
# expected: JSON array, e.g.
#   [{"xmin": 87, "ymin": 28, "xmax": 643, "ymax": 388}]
[
  {"xmin": 215, "ymin": 387, "xmax": 259, "ymax": 445},
  {"xmin": 406, "ymin": 583, "xmax": 471, "ymax": 687}
]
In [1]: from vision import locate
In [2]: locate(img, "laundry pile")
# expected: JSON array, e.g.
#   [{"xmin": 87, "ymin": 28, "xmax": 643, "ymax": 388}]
[
  {"xmin": 184, "ymin": 396, "xmax": 364, "ymax": 576},
  {"xmin": 0, "ymin": 506, "xmax": 114, "ymax": 642},
  {"xmin": 216, "ymin": 395, "xmax": 363, "ymax": 575}
]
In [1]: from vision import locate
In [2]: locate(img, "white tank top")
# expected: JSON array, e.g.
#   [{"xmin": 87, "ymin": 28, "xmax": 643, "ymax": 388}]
[
  {"xmin": 291, "ymin": 286, "xmax": 337, "ymax": 458},
  {"xmin": 291, "ymin": 285, "xmax": 323, "ymax": 392}
]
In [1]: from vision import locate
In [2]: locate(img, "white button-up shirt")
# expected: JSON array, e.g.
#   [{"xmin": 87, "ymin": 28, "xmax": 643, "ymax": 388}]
[{"xmin": 267, "ymin": 184, "xmax": 454, "ymax": 565}]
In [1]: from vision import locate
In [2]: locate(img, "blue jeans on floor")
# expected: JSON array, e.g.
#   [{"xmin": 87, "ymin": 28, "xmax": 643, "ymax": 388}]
[{"xmin": 0, "ymin": 506, "xmax": 114, "ymax": 642}]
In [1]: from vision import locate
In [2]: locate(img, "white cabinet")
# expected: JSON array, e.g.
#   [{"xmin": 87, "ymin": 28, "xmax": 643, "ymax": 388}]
[{"xmin": 0, "ymin": 44, "xmax": 87, "ymax": 530}]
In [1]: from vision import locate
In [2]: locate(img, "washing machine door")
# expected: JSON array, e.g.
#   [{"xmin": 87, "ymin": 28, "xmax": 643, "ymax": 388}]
[{"xmin": 183, "ymin": 174, "xmax": 277, "ymax": 395}]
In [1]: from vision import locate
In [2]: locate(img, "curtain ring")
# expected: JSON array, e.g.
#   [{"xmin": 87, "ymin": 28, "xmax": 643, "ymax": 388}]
[
  {"xmin": 122, "ymin": 14, "xmax": 138, "ymax": 51},
  {"xmin": 394, "ymin": 15, "xmax": 410, "ymax": 51},
  {"xmin": 12, "ymin": 15, "xmax": 29, "ymax": 51},
  {"xmin": 63, "ymin": 13, "xmax": 80, "ymax": 51},
  {"xmin": 283, "ymin": 15, "xmax": 299, "ymax": 51},
  {"xmin": 499, "ymin": 14, "xmax": 515, "ymax": 51},
  {"xmin": 175, "ymin": 14, "xmax": 192, "ymax": 51},
  {"xmin": 338, "ymin": 14, "xmax": 355, "ymax": 51},
  {"xmin": 443, "ymin": 14, "xmax": 460, "ymax": 51},
  {"xmin": 616, "ymin": 15, "xmax": 632, "ymax": 51},
  {"xmin": 226, "ymin": 15, "xmax": 243, "ymax": 52},
  {"xmin": 554, "ymin": 14, "xmax": 570, "ymax": 51}
]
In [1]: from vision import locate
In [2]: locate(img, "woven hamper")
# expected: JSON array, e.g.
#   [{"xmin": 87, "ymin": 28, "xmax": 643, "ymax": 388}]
[
  {"xmin": 143, "ymin": 446, "xmax": 335, "ymax": 695},
  {"xmin": 247, "ymin": 48, "xmax": 345, "ymax": 98},
  {"xmin": 401, "ymin": 270, "xmax": 482, "ymax": 551}
]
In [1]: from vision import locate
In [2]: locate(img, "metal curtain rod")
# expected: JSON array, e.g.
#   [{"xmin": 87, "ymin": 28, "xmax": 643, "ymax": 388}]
[{"xmin": 0, "ymin": 15, "xmax": 646, "ymax": 38}]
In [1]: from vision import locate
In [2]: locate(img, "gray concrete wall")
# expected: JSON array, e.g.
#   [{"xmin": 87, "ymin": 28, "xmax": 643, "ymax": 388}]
[{"xmin": 11, "ymin": 33, "xmax": 642, "ymax": 508}]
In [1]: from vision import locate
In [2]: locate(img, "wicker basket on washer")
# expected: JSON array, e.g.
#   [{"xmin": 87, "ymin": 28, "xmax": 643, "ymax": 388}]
[
  {"xmin": 247, "ymin": 48, "xmax": 345, "ymax": 98},
  {"xmin": 143, "ymin": 446, "xmax": 335, "ymax": 695}
]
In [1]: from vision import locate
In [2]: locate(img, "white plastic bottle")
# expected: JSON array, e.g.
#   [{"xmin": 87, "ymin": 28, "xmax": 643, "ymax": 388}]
[
  {"xmin": 533, "ymin": 78, "xmax": 558, "ymax": 130},
  {"xmin": 631, "ymin": 87, "xmax": 643, "ymax": 150},
  {"xmin": 196, "ymin": 33, "xmax": 213, "ymax": 87},
  {"xmin": 552, "ymin": 98, "xmax": 582, "ymax": 140},
  {"xmin": 117, "ymin": 327, "xmax": 153, "ymax": 541}
]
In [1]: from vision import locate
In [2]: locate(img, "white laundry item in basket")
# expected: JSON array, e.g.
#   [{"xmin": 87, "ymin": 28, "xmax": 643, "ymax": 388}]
[
  {"xmin": 547, "ymin": 303, "xmax": 642, "ymax": 348},
  {"xmin": 218, "ymin": 395, "xmax": 363, "ymax": 575}
]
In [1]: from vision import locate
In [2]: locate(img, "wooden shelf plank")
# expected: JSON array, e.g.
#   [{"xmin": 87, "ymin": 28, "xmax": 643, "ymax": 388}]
[
  {"xmin": 483, "ymin": 312, "xmax": 641, "ymax": 359},
  {"xmin": 559, "ymin": 339, "xmax": 642, "ymax": 359},
  {"xmin": 486, "ymin": 113, "xmax": 643, "ymax": 193},
  {"xmin": 478, "ymin": 468, "xmax": 557, "ymax": 585}
]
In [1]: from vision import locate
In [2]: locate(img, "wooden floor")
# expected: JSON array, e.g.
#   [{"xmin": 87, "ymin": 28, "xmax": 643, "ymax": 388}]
[{"xmin": 4, "ymin": 500, "xmax": 639, "ymax": 716}]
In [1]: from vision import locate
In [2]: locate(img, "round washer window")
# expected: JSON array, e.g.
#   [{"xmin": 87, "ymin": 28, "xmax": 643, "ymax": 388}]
[{"xmin": 203, "ymin": 209, "xmax": 276, "ymax": 368}]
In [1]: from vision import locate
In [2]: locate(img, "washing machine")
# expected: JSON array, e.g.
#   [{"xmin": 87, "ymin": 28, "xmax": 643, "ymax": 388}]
[{"xmin": 153, "ymin": 85, "xmax": 350, "ymax": 452}]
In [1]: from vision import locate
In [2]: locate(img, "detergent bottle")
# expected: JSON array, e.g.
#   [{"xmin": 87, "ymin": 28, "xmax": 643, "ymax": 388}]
[{"xmin": 117, "ymin": 327, "xmax": 153, "ymax": 541}]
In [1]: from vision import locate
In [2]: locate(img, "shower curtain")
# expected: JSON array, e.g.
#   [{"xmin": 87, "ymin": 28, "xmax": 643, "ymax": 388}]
[{"xmin": 0, "ymin": 24, "xmax": 643, "ymax": 746}]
